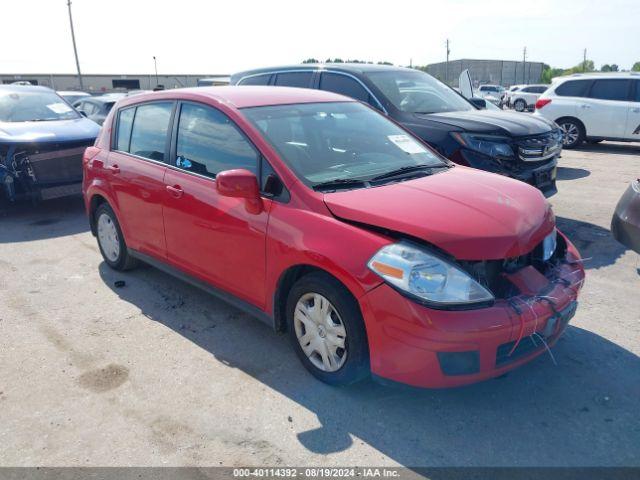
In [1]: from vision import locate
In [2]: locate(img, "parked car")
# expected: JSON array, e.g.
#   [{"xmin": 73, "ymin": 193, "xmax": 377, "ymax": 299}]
[
  {"xmin": 84, "ymin": 86, "xmax": 584, "ymax": 388},
  {"xmin": 58, "ymin": 90, "xmax": 91, "ymax": 105},
  {"xmin": 505, "ymin": 84, "xmax": 549, "ymax": 112},
  {"xmin": 534, "ymin": 72, "xmax": 640, "ymax": 148},
  {"xmin": 611, "ymin": 178, "xmax": 640, "ymax": 254},
  {"xmin": 72, "ymin": 96, "xmax": 117, "ymax": 125},
  {"xmin": 0, "ymin": 85, "xmax": 100, "ymax": 203},
  {"xmin": 231, "ymin": 64, "xmax": 563, "ymax": 197},
  {"xmin": 475, "ymin": 84, "xmax": 505, "ymax": 106}
]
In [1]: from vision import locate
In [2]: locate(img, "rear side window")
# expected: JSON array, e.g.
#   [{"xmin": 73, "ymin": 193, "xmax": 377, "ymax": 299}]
[
  {"xmin": 175, "ymin": 103, "xmax": 258, "ymax": 178},
  {"xmin": 588, "ymin": 79, "xmax": 631, "ymax": 101},
  {"xmin": 128, "ymin": 102, "xmax": 173, "ymax": 161},
  {"xmin": 555, "ymin": 80, "xmax": 590, "ymax": 97},
  {"xmin": 239, "ymin": 74, "xmax": 271, "ymax": 86},
  {"xmin": 116, "ymin": 107, "xmax": 135, "ymax": 151},
  {"xmin": 319, "ymin": 72, "xmax": 370, "ymax": 103},
  {"xmin": 274, "ymin": 72, "xmax": 313, "ymax": 88}
]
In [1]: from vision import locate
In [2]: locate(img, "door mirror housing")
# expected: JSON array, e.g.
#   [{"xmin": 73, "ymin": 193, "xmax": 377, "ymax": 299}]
[
  {"xmin": 216, "ymin": 169, "xmax": 263, "ymax": 214},
  {"xmin": 468, "ymin": 97, "xmax": 487, "ymax": 109}
]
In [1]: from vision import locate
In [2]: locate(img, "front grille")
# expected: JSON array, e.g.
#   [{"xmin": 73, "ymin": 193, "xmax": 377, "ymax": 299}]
[
  {"xmin": 13, "ymin": 140, "xmax": 93, "ymax": 185},
  {"xmin": 516, "ymin": 130, "xmax": 563, "ymax": 163}
]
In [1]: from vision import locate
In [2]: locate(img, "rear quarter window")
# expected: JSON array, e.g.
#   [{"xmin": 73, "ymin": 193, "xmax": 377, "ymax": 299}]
[
  {"xmin": 554, "ymin": 80, "xmax": 591, "ymax": 97},
  {"xmin": 115, "ymin": 107, "xmax": 135, "ymax": 151}
]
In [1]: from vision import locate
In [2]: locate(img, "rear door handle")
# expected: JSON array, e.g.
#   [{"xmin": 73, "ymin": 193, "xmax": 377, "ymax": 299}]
[
  {"xmin": 166, "ymin": 184, "xmax": 184, "ymax": 198},
  {"xmin": 580, "ymin": 104, "xmax": 591, "ymax": 109},
  {"xmin": 106, "ymin": 164, "xmax": 120, "ymax": 174},
  {"xmin": 632, "ymin": 108, "xmax": 640, "ymax": 113}
]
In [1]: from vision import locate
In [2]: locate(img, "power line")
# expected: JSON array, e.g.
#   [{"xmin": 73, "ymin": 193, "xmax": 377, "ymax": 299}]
[
  {"xmin": 66, "ymin": 0, "xmax": 83, "ymax": 90},
  {"xmin": 523, "ymin": 46, "xmax": 527, "ymax": 84}
]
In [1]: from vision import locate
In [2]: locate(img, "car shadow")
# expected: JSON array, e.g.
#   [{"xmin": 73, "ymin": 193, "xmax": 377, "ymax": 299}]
[
  {"xmin": 557, "ymin": 166, "xmax": 591, "ymax": 181},
  {"xmin": 0, "ymin": 195, "xmax": 89, "ymax": 243},
  {"xmin": 556, "ymin": 216, "xmax": 627, "ymax": 270},
  {"xmin": 99, "ymin": 262, "xmax": 640, "ymax": 467}
]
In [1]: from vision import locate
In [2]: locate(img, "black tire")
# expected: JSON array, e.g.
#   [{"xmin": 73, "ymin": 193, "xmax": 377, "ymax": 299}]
[
  {"xmin": 514, "ymin": 99, "xmax": 526, "ymax": 112},
  {"xmin": 94, "ymin": 203, "xmax": 138, "ymax": 271},
  {"xmin": 286, "ymin": 272, "xmax": 370, "ymax": 386},
  {"xmin": 557, "ymin": 118, "xmax": 585, "ymax": 149}
]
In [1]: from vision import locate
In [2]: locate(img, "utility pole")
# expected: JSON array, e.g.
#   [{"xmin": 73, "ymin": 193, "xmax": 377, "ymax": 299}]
[
  {"xmin": 445, "ymin": 39, "xmax": 450, "ymax": 85},
  {"xmin": 66, "ymin": 0, "xmax": 83, "ymax": 90},
  {"xmin": 522, "ymin": 46, "xmax": 527, "ymax": 84},
  {"xmin": 153, "ymin": 56, "xmax": 159, "ymax": 86},
  {"xmin": 583, "ymin": 48, "xmax": 587, "ymax": 72}
]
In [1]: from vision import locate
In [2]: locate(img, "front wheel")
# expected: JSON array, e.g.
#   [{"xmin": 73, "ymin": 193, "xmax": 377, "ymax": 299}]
[
  {"xmin": 286, "ymin": 272, "xmax": 369, "ymax": 385},
  {"xmin": 558, "ymin": 119, "xmax": 585, "ymax": 149}
]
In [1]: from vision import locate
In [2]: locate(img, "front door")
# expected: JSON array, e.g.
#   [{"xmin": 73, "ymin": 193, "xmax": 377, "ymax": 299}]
[{"xmin": 162, "ymin": 101, "xmax": 270, "ymax": 308}]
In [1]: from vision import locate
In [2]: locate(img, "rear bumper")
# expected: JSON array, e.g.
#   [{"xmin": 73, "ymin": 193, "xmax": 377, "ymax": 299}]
[
  {"xmin": 360, "ymin": 238, "xmax": 585, "ymax": 389},
  {"xmin": 611, "ymin": 181, "xmax": 640, "ymax": 254}
]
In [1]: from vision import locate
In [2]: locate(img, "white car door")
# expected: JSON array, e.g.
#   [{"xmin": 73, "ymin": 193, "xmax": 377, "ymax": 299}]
[
  {"xmin": 624, "ymin": 80, "xmax": 640, "ymax": 140},
  {"xmin": 578, "ymin": 78, "xmax": 631, "ymax": 138}
]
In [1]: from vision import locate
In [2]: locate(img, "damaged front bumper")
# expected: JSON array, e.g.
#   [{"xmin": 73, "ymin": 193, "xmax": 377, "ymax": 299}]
[{"xmin": 0, "ymin": 141, "xmax": 91, "ymax": 202}]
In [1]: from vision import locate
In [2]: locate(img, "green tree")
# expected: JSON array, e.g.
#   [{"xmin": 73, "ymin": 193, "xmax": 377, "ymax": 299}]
[
  {"xmin": 302, "ymin": 58, "xmax": 319, "ymax": 64},
  {"xmin": 632, "ymin": 61, "xmax": 640, "ymax": 72},
  {"xmin": 601, "ymin": 64, "xmax": 619, "ymax": 72},
  {"xmin": 541, "ymin": 64, "xmax": 564, "ymax": 83}
]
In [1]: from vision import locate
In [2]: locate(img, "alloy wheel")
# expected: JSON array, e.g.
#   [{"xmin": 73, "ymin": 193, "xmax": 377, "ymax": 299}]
[
  {"xmin": 560, "ymin": 122, "xmax": 580, "ymax": 146},
  {"xmin": 293, "ymin": 293, "xmax": 347, "ymax": 372}
]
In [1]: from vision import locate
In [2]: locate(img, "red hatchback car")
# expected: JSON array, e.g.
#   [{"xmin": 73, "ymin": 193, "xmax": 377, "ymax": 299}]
[{"xmin": 83, "ymin": 86, "xmax": 585, "ymax": 388}]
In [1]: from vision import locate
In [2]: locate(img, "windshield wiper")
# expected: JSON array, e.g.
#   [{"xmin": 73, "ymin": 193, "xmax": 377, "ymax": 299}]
[
  {"xmin": 371, "ymin": 164, "xmax": 444, "ymax": 182},
  {"xmin": 312, "ymin": 178, "xmax": 369, "ymax": 192}
]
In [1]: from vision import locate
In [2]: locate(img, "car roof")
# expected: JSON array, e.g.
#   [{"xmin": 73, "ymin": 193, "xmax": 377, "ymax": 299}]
[
  {"xmin": 559, "ymin": 72, "xmax": 640, "ymax": 81},
  {"xmin": 0, "ymin": 84, "xmax": 54, "ymax": 94},
  {"xmin": 58, "ymin": 90, "xmax": 90, "ymax": 95},
  {"xmin": 117, "ymin": 86, "xmax": 355, "ymax": 109},
  {"xmin": 232, "ymin": 63, "xmax": 412, "ymax": 80}
]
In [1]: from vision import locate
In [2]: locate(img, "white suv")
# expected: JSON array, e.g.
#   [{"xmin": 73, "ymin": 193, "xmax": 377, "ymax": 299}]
[
  {"xmin": 534, "ymin": 73, "xmax": 640, "ymax": 148},
  {"xmin": 507, "ymin": 84, "xmax": 549, "ymax": 112}
]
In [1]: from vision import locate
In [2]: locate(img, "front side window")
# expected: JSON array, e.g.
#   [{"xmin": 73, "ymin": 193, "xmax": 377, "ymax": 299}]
[
  {"xmin": 366, "ymin": 69, "xmax": 474, "ymax": 114},
  {"xmin": 588, "ymin": 79, "xmax": 631, "ymax": 101},
  {"xmin": 555, "ymin": 80, "xmax": 590, "ymax": 97},
  {"xmin": 274, "ymin": 72, "xmax": 313, "ymax": 88},
  {"xmin": 319, "ymin": 73, "xmax": 371, "ymax": 103},
  {"xmin": 128, "ymin": 102, "xmax": 173, "ymax": 161},
  {"xmin": 0, "ymin": 89, "xmax": 80, "ymax": 122},
  {"xmin": 175, "ymin": 103, "xmax": 258, "ymax": 178},
  {"xmin": 243, "ymin": 102, "xmax": 446, "ymax": 188}
]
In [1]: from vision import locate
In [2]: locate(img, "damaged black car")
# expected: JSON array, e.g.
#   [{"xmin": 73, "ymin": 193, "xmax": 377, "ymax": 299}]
[{"xmin": 0, "ymin": 85, "xmax": 100, "ymax": 203}]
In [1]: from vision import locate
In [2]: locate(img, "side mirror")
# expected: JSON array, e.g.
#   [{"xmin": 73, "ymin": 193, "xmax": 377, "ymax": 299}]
[
  {"xmin": 469, "ymin": 97, "xmax": 487, "ymax": 109},
  {"xmin": 216, "ymin": 169, "xmax": 263, "ymax": 214}
]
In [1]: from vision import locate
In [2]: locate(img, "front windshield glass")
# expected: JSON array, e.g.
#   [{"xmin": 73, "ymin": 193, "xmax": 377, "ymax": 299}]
[
  {"xmin": 366, "ymin": 70, "xmax": 474, "ymax": 114},
  {"xmin": 0, "ymin": 90, "xmax": 80, "ymax": 122},
  {"xmin": 243, "ymin": 102, "xmax": 446, "ymax": 186}
]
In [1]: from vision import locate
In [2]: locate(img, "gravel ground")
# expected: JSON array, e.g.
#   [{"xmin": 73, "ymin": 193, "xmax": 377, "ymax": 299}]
[{"xmin": 0, "ymin": 142, "xmax": 639, "ymax": 468}]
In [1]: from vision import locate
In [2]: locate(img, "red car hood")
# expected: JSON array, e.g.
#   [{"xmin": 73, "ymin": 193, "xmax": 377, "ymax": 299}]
[{"xmin": 323, "ymin": 167, "xmax": 555, "ymax": 260}]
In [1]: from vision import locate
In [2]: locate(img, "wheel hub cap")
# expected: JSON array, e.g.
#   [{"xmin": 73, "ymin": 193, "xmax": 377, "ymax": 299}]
[
  {"xmin": 294, "ymin": 293, "xmax": 347, "ymax": 372},
  {"xmin": 97, "ymin": 213, "xmax": 120, "ymax": 262}
]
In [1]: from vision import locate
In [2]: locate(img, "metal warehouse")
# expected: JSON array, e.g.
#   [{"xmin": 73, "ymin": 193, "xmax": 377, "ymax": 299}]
[
  {"xmin": 0, "ymin": 73, "xmax": 229, "ymax": 92},
  {"xmin": 426, "ymin": 59, "xmax": 545, "ymax": 87}
]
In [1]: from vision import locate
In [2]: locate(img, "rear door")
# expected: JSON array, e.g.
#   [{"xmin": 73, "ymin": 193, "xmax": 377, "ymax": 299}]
[
  {"xmin": 162, "ymin": 101, "xmax": 271, "ymax": 308},
  {"xmin": 624, "ymin": 80, "xmax": 640, "ymax": 140},
  {"xmin": 579, "ymin": 78, "xmax": 631, "ymax": 138},
  {"xmin": 108, "ymin": 101, "xmax": 174, "ymax": 258}
]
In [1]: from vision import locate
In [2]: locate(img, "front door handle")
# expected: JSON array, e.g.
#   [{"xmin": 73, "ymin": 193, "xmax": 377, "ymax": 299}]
[
  {"xmin": 106, "ymin": 164, "xmax": 120, "ymax": 174},
  {"xmin": 166, "ymin": 184, "xmax": 184, "ymax": 198}
]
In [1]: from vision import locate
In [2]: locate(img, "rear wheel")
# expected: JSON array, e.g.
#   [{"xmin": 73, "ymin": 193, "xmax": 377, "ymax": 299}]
[
  {"xmin": 514, "ymin": 99, "xmax": 527, "ymax": 112},
  {"xmin": 558, "ymin": 118, "xmax": 585, "ymax": 149},
  {"xmin": 95, "ymin": 203, "xmax": 138, "ymax": 271},
  {"xmin": 286, "ymin": 272, "xmax": 369, "ymax": 385}
]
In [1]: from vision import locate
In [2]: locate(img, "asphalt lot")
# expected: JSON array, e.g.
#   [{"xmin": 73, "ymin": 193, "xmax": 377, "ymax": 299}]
[{"xmin": 0, "ymin": 142, "xmax": 639, "ymax": 468}]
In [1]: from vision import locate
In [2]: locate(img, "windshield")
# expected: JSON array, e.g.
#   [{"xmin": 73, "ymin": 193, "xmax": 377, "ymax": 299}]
[
  {"xmin": 0, "ymin": 90, "xmax": 79, "ymax": 122},
  {"xmin": 366, "ymin": 70, "xmax": 475, "ymax": 114},
  {"xmin": 243, "ymin": 102, "xmax": 446, "ymax": 187}
]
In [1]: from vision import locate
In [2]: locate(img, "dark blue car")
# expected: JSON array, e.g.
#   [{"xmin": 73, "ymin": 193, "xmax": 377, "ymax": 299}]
[{"xmin": 0, "ymin": 85, "xmax": 100, "ymax": 203}]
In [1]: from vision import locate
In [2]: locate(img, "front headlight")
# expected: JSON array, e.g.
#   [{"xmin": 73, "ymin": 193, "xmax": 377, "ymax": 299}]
[
  {"xmin": 542, "ymin": 228, "xmax": 557, "ymax": 261},
  {"xmin": 451, "ymin": 132, "xmax": 515, "ymax": 158},
  {"xmin": 367, "ymin": 241, "xmax": 494, "ymax": 308}
]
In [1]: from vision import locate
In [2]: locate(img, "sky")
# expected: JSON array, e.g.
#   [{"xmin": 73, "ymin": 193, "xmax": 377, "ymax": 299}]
[{"xmin": 1, "ymin": 0, "xmax": 639, "ymax": 75}]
